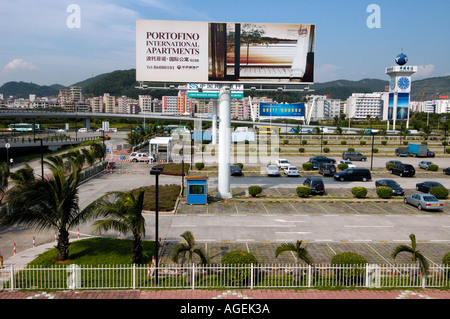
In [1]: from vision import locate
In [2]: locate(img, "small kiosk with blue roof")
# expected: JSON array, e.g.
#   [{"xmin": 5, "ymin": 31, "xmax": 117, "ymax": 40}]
[{"xmin": 186, "ymin": 176, "xmax": 208, "ymax": 205}]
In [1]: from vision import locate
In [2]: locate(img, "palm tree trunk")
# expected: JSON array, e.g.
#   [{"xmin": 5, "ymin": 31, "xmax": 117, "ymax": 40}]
[
  {"xmin": 132, "ymin": 234, "xmax": 143, "ymax": 264},
  {"xmin": 56, "ymin": 229, "xmax": 70, "ymax": 261}
]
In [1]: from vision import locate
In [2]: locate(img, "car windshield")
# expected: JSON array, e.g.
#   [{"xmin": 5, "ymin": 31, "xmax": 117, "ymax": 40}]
[
  {"xmin": 385, "ymin": 181, "xmax": 399, "ymax": 187},
  {"xmin": 423, "ymin": 195, "xmax": 439, "ymax": 201},
  {"xmin": 268, "ymin": 165, "xmax": 277, "ymax": 169},
  {"xmin": 289, "ymin": 167, "xmax": 297, "ymax": 170},
  {"xmin": 280, "ymin": 160, "xmax": 289, "ymax": 163}
]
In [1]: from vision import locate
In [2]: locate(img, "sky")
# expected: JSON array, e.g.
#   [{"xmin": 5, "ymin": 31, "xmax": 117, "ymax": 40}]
[{"xmin": 0, "ymin": 0, "xmax": 449, "ymax": 87}]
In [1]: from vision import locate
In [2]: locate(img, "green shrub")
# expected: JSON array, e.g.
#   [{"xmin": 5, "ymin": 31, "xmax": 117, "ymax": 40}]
[
  {"xmin": 351, "ymin": 187, "xmax": 367, "ymax": 198},
  {"xmin": 381, "ymin": 140, "xmax": 387, "ymax": 145},
  {"xmin": 323, "ymin": 147, "xmax": 330, "ymax": 153},
  {"xmin": 296, "ymin": 186, "xmax": 311, "ymax": 198},
  {"xmin": 430, "ymin": 186, "xmax": 449, "ymax": 199},
  {"xmin": 446, "ymin": 148, "xmax": 450, "ymax": 154},
  {"xmin": 341, "ymin": 140, "xmax": 347, "ymax": 145},
  {"xmin": 360, "ymin": 141, "xmax": 366, "ymax": 145},
  {"xmin": 298, "ymin": 147, "xmax": 305, "ymax": 153},
  {"xmin": 302, "ymin": 162, "xmax": 313, "ymax": 171},
  {"xmin": 403, "ymin": 141, "xmax": 409, "ymax": 145},
  {"xmin": 302, "ymin": 140, "xmax": 308, "ymax": 145},
  {"xmin": 331, "ymin": 252, "xmax": 368, "ymax": 285},
  {"xmin": 221, "ymin": 250, "xmax": 258, "ymax": 286},
  {"xmin": 283, "ymin": 140, "xmax": 289, "ymax": 145},
  {"xmin": 194, "ymin": 162, "xmax": 204, "ymax": 170},
  {"xmin": 347, "ymin": 147, "xmax": 355, "ymax": 152},
  {"xmin": 376, "ymin": 186, "xmax": 392, "ymax": 199},
  {"xmin": 323, "ymin": 140, "xmax": 328, "ymax": 145},
  {"xmin": 233, "ymin": 163, "xmax": 243, "ymax": 169},
  {"xmin": 443, "ymin": 252, "xmax": 450, "ymax": 265},
  {"xmin": 248, "ymin": 186, "xmax": 263, "ymax": 198},
  {"xmin": 421, "ymin": 141, "xmax": 428, "ymax": 145},
  {"xmin": 443, "ymin": 141, "xmax": 448, "ymax": 146},
  {"xmin": 372, "ymin": 148, "xmax": 379, "ymax": 153},
  {"xmin": 337, "ymin": 163, "xmax": 348, "ymax": 171},
  {"xmin": 428, "ymin": 164, "xmax": 438, "ymax": 171}
]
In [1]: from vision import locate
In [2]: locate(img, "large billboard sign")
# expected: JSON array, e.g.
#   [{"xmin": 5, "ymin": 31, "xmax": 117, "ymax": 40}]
[
  {"xmin": 136, "ymin": 20, "xmax": 315, "ymax": 84},
  {"xmin": 259, "ymin": 102, "xmax": 305, "ymax": 119}
]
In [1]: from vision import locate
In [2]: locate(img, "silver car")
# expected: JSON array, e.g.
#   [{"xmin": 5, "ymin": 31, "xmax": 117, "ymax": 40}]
[
  {"xmin": 403, "ymin": 193, "xmax": 444, "ymax": 211},
  {"xmin": 266, "ymin": 164, "xmax": 280, "ymax": 176},
  {"xmin": 284, "ymin": 166, "xmax": 300, "ymax": 176},
  {"xmin": 418, "ymin": 161, "xmax": 433, "ymax": 170}
]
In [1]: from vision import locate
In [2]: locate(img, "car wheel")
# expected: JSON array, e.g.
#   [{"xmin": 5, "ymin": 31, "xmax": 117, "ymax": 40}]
[
  {"xmin": 132, "ymin": 159, "xmax": 137, "ymax": 162},
  {"xmin": 418, "ymin": 204, "xmax": 423, "ymax": 211},
  {"xmin": 416, "ymin": 186, "xmax": 420, "ymax": 191},
  {"xmin": 340, "ymin": 177, "xmax": 345, "ymax": 182},
  {"xmin": 390, "ymin": 169, "xmax": 393, "ymax": 174},
  {"xmin": 346, "ymin": 158, "xmax": 351, "ymax": 161},
  {"xmin": 361, "ymin": 158, "xmax": 366, "ymax": 162},
  {"xmin": 400, "ymin": 173, "xmax": 403, "ymax": 177},
  {"xmin": 404, "ymin": 198, "xmax": 408, "ymax": 204},
  {"xmin": 362, "ymin": 177, "xmax": 367, "ymax": 182}
]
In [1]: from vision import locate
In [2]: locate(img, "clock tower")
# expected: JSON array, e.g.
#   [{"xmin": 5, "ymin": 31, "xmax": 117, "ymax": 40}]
[{"xmin": 385, "ymin": 51, "xmax": 417, "ymax": 130}]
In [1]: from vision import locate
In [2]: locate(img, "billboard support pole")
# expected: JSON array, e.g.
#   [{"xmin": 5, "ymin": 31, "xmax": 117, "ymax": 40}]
[
  {"xmin": 212, "ymin": 100, "xmax": 218, "ymax": 145},
  {"xmin": 217, "ymin": 84, "xmax": 232, "ymax": 199}
]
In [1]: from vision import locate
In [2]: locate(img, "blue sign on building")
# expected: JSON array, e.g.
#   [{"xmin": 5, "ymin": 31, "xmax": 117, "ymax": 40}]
[{"xmin": 259, "ymin": 102, "xmax": 305, "ymax": 118}]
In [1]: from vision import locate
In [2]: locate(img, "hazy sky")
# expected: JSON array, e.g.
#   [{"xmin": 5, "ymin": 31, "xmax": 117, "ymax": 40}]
[{"xmin": 1, "ymin": 0, "xmax": 449, "ymax": 87}]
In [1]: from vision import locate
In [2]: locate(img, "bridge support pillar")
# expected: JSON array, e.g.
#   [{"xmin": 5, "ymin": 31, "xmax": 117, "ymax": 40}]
[{"xmin": 82, "ymin": 118, "xmax": 91, "ymax": 130}]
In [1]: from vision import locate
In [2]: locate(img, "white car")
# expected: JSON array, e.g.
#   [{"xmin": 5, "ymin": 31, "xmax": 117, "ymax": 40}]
[
  {"xmin": 78, "ymin": 128, "xmax": 88, "ymax": 133},
  {"xmin": 266, "ymin": 164, "xmax": 280, "ymax": 176},
  {"xmin": 338, "ymin": 160, "xmax": 356, "ymax": 168},
  {"xmin": 129, "ymin": 152, "xmax": 150, "ymax": 162},
  {"xmin": 284, "ymin": 166, "xmax": 299, "ymax": 176},
  {"xmin": 418, "ymin": 161, "xmax": 433, "ymax": 170},
  {"xmin": 276, "ymin": 159, "xmax": 291, "ymax": 169}
]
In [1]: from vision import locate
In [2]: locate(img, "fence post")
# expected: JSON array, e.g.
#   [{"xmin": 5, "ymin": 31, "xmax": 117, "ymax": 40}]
[
  {"xmin": 308, "ymin": 265, "xmax": 312, "ymax": 287},
  {"xmin": 192, "ymin": 263, "xmax": 195, "ymax": 290},
  {"xmin": 10, "ymin": 265, "xmax": 14, "ymax": 291},
  {"xmin": 132, "ymin": 264, "xmax": 136, "ymax": 290},
  {"xmin": 250, "ymin": 263, "xmax": 254, "ymax": 289},
  {"xmin": 365, "ymin": 264, "xmax": 370, "ymax": 288}
]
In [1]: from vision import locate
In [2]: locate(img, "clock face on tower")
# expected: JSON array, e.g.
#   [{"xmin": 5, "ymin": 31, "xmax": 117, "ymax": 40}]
[{"xmin": 398, "ymin": 77, "xmax": 410, "ymax": 90}]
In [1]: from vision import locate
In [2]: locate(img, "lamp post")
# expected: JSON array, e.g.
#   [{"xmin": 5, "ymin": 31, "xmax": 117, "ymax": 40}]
[
  {"xmin": 370, "ymin": 132, "xmax": 376, "ymax": 171},
  {"xmin": 150, "ymin": 166, "xmax": 163, "ymax": 284},
  {"xmin": 33, "ymin": 138, "xmax": 44, "ymax": 179}
]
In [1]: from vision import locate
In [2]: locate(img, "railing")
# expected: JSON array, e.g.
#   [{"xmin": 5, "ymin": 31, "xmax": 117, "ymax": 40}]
[{"xmin": 1, "ymin": 263, "xmax": 449, "ymax": 290}]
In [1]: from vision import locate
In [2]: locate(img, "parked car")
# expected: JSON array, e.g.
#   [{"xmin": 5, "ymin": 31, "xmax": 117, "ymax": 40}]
[
  {"xmin": 342, "ymin": 151, "xmax": 367, "ymax": 161},
  {"xmin": 303, "ymin": 177, "xmax": 325, "ymax": 195},
  {"xmin": 389, "ymin": 163, "xmax": 415, "ymax": 177},
  {"xmin": 276, "ymin": 159, "xmax": 291, "ymax": 169},
  {"xmin": 338, "ymin": 160, "xmax": 356, "ymax": 168},
  {"xmin": 375, "ymin": 179, "xmax": 404, "ymax": 196},
  {"xmin": 78, "ymin": 128, "xmax": 88, "ymax": 133},
  {"xmin": 230, "ymin": 165, "xmax": 242, "ymax": 176},
  {"xmin": 444, "ymin": 167, "xmax": 450, "ymax": 175},
  {"xmin": 333, "ymin": 168, "xmax": 371, "ymax": 182},
  {"xmin": 266, "ymin": 164, "xmax": 280, "ymax": 176},
  {"xmin": 418, "ymin": 161, "xmax": 433, "ymax": 170},
  {"xmin": 395, "ymin": 147, "xmax": 408, "ymax": 157},
  {"xmin": 129, "ymin": 152, "xmax": 150, "ymax": 162},
  {"xmin": 403, "ymin": 193, "xmax": 443, "ymax": 211},
  {"xmin": 284, "ymin": 166, "xmax": 300, "ymax": 177},
  {"xmin": 309, "ymin": 155, "xmax": 336, "ymax": 169},
  {"xmin": 318, "ymin": 163, "xmax": 336, "ymax": 176},
  {"xmin": 427, "ymin": 149, "xmax": 435, "ymax": 158},
  {"xmin": 415, "ymin": 181, "xmax": 445, "ymax": 193}
]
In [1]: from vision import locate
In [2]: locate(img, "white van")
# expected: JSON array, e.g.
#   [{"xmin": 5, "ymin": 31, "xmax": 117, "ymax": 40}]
[
  {"xmin": 78, "ymin": 128, "xmax": 88, "ymax": 133},
  {"xmin": 129, "ymin": 152, "xmax": 150, "ymax": 162}
]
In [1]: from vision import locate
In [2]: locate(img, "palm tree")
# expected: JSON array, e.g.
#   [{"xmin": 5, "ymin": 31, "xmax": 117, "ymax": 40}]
[
  {"xmin": 82, "ymin": 190, "xmax": 146, "ymax": 263},
  {"xmin": 275, "ymin": 240, "xmax": 314, "ymax": 265},
  {"xmin": 171, "ymin": 230, "xmax": 208, "ymax": 264},
  {"xmin": 0, "ymin": 163, "xmax": 85, "ymax": 261},
  {"xmin": 0, "ymin": 162, "xmax": 10, "ymax": 202},
  {"xmin": 392, "ymin": 233, "xmax": 430, "ymax": 276}
]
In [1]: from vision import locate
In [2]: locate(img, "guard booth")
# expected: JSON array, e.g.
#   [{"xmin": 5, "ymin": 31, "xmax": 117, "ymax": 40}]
[{"xmin": 186, "ymin": 176, "xmax": 208, "ymax": 205}]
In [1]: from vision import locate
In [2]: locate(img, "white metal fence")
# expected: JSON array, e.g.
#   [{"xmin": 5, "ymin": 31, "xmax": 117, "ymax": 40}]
[{"xmin": 1, "ymin": 263, "xmax": 449, "ymax": 291}]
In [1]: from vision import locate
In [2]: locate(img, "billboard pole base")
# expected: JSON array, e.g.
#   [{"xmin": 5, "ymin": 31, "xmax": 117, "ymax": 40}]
[{"xmin": 217, "ymin": 84, "xmax": 232, "ymax": 199}]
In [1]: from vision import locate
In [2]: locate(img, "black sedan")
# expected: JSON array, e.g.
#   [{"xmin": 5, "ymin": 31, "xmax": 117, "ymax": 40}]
[
  {"xmin": 230, "ymin": 165, "xmax": 242, "ymax": 176},
  {"xmin": 415, "ymin": 181, "xmax": 444, "ymax": 193},
  {"xmin": 444, "ymin": 167, "xmax": 450, "ymax": 175},
  {"xmin": 309, "ymin": 156, "xmax": 336, "ymax": 169},
  {"xmin": 375, "ymin": 179, "xmax": 404, "ymax": 196}
]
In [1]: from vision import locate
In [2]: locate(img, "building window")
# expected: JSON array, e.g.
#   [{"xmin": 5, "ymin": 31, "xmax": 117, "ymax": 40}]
[{"xmin": 189, "ymin": 185, "xmax": 205, "ymax": 195}]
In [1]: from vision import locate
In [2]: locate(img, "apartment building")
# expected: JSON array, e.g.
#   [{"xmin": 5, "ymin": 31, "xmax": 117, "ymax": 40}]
[
  {"xmin": 162, "ymin": 96, "xmax": 178, "ymax": 114},
  {"xmin": 103, "ymin": 93, "xmax": 116, "ymax": 113},
  {"xmin": 346, "ymin": 92, "xmax": 388, "ymax": 120}
]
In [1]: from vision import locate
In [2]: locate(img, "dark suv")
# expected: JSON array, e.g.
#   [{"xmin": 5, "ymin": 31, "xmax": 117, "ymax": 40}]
[
  {"xmin": 309, "ymin": 156, "xmax": 336, "ymax": 169},
  {"xmin": 303, "ymin": 177, "xmax": 325, "ymax": 195},
  {"xmin": 390, "ymin": 163, "xmax": 415, "ymax": 177},
  {"xmin": 318, "ymin": 163, "xmax": 336, "ymax": 176},
  {"xmin": 342, "ymin": 151, "xmax": 367, "ymax": 161}
]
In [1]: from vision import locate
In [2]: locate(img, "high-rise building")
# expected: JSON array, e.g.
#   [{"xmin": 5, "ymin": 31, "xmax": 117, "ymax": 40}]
[
  {"xmin": 139, "ymin": 95, "xmax": 153, "ymax": 113},
  {"xmin": 162, "ymin": 96, "xmax": 178, "ymax": 114},
  {"xmin": 103, "ymin": 93, "xmax": 116, "ymax": 113},
  {"xmin": 346, "ymin": 92, "xmax": 388, "ymax": 120}
]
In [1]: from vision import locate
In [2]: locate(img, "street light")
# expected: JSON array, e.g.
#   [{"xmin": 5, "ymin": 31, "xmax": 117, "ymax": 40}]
[
  {"xmin": 150, "ymin": 165, "xmax": 163, "ymax": 284},
  {"xmin": 370, "ymin": 132, "xmax": 376, "ymax": 171},
  {"xmin": 33, "ymin": 138, "xmax": 44, "ymax": 179}
]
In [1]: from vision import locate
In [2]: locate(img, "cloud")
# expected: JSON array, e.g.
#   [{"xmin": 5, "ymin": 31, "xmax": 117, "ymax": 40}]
[
  {"xmin": 3, "ymin": 59, "xmax": 38, "ymax": 72},
  {"xmin": 415, "ymin": 64, "xmax": 435, "ymax": 78}
]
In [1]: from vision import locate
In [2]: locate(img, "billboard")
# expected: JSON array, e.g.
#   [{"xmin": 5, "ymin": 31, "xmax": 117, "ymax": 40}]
[
  {"xmin": 388, "ymin": 92, "xmax": 409, "ymax": 121},
  {"xmin": 259, "ymin": 102, "xmax": 305, "ymax": 119},
  {"xmin": 136, "ymin": 20, "xmax": 315, "ymax": 84}
]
